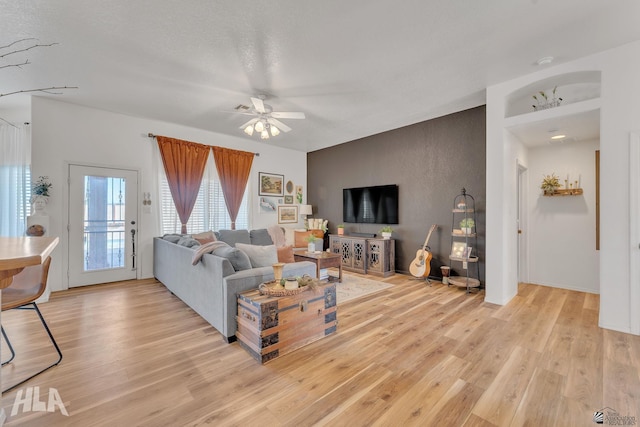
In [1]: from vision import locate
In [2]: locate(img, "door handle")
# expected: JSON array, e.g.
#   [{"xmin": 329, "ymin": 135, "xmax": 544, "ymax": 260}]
[{"xmin": 130, "ymin": 221, "xmax": 136, "ymax": 269}]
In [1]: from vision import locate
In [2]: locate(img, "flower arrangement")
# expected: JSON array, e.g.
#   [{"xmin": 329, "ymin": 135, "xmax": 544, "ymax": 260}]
[
  {"xmin": 532, "ymin": 86, "xmax": 562, "ymax": 111},
  {"xmin": 32, "ymin": 176, "xmax": 52, "ymax": 198},
  {"xmin": 380, "ymin": 226, "xmax": 393, "ymax": 234},
  {"xmin": 304, "ymin": 234, "xmax": 318, "ymax": 243},
  {"xmin": 541, "ymin": 173, "xmax": 561, "ymax": 194}
]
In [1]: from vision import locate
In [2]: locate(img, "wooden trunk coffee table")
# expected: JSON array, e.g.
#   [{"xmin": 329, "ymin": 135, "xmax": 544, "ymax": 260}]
[{"xmin": 293, "ymin": 251, "xmax": 342, "ymax": 283}]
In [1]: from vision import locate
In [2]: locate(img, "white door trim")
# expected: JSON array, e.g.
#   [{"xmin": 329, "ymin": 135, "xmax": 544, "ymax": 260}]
[
  {"xmin": 66, "ymin": 162, "xmax": 140, "ymax": 288},
  {"xmin": 517, "ymin": 160, "xmax": 529, "ymax": 284},
  {"xmin": 629, "ymin": 132, "xmax": 640, "ymax": 335}
]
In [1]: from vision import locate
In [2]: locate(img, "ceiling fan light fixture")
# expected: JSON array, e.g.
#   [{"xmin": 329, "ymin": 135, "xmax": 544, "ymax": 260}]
[
  {"xmin": 255, "ymin": 120, "xmax": 264, "ymax": 133},
  {"xmin": 244, "ymin": 124, "xmax": 254, "ymax": 136},
  {"xmin": 260, "ymin": 129, "xmax": 269, "ymax": 139},
  {"xmin": 270, "ymin": 125, "xmax": 280, "ymax": 136}
]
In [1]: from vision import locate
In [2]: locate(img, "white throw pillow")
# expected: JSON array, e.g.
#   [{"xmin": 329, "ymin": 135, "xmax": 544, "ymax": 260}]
[
  {"xmin": 283, "ymin": 228, "xmax": 295, "ymax": 246},
  {"xmin": 236, "ymin": 243, "xmax": 278, "ymax": 268}
]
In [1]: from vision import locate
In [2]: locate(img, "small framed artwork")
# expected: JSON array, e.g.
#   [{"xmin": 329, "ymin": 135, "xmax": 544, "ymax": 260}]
[
  {"xmin": 258, "ymin": 197, "xmax": 277, "ymax": 214},
  {"xmin": 259, "ymin": 172, "xmax": 284, "ymax": 197},
  {"xmin": 284, "ymin": 195, "xmax": 294, "ymax": 204},
  {"xmin": 277, "ymin": 205, "xmax": 298, "ymax": 224},
  {"xmin": 451, "ymin": 242, "xmax": 467, "ymax": 258},
  {"xmin": 286, "ymin": 180, "xmax": 294, "ymax": 194},
  {"xmin": 295, "ymin": 185, "xmax": 303, "ymax": 204}
]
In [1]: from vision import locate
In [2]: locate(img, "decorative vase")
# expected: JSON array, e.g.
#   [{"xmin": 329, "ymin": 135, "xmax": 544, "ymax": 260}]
[
  {"xmin": 381, "ymin": 232, "xmax": 392, "ymax": 240},
  {"xmin": 337, "ymin": 228, "xmax": 344, "ymax": 235},
  {"xmin": 272, "ymin": 263, "xmax": 285, "ymax": 282},
  {"xmin": 462, "ymin": 227, "xmax": 472, "ymax": 235},
  {"xmin": 307, "ymin": 242, "xmax": 315, "ymax": 252}
]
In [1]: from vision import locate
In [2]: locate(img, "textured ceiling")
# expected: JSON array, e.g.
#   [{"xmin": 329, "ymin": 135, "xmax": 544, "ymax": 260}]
[{"xmin": 1, "ymin": 1, "xmax": 639, "ymax": 152}]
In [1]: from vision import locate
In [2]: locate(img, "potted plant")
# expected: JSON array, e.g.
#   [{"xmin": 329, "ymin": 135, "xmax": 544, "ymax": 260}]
[
  {"xmin": 304, "ymin": 234, "xmax": 318, "ymax": 252},
  {"xmin": 541, "ymin": 173, "xmax": 561, "ymax": 195},
  {"xmin": 337, "ymin": 224, "xmax": 345, "ymax": 235},
  {"xmin": 380, "ymin": 226, "xmax": 393, "ymax": 239},
  {"xmin": 459, "ymin": 218, "xmax": 475, "ymax": 235}
]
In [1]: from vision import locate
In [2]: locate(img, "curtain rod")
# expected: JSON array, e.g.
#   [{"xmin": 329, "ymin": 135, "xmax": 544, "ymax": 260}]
[{"xmin": 147, "ymin": 133, "xmax": 259, "ymax": 156}]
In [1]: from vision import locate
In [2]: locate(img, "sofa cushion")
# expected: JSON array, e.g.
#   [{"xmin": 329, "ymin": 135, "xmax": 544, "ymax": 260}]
[
  {"xmin": 212, "ymin": 244, "xmax": 252, "ymax": 271},
  {"xmin": 218, "ymin": 229, "xmax": 251, "ymax": 247},
  {"xmin": 192, "ymin": 230, "xmax": 216, "ymax": 244},
  {"xmin": 236, "ymin": 243, "xmax": 278, "ymax": 268},
  {"xmin": 249, "ymin": 229, "xmax": 273, "ymax": 246},
  {"xmin": 277, "ymin": 245, "xmax": 295, "ymax": 263},
  {"xmin": 177, "ymin": 236, "xmax": 201, "ymax": 248}
]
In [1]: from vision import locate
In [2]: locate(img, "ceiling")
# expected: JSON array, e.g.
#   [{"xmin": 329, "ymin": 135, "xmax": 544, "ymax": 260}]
[{"xmin": 1, "ymin": 1, "xmax": 639, "ymax": 152}]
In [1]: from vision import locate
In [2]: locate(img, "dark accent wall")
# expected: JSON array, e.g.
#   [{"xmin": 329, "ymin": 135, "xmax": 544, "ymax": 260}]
[{"xmin": 307, "ymin": 105, "xmax": 486, "ymax": 281}]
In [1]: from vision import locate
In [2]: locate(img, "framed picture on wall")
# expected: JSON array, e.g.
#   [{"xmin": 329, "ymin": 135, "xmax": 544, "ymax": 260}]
[
  {"xmin": 277, "ymin": 205, "xmax": 298, "ymax": 224},
  {"xmin": 259, "ymin": 172, "xmax": 284, "ymax": 197},
  {"xmin": 259, "ymin": 197, "xmax": 278, "ymax": 214},
  {"xmin": 451, "ymin": 242, "xmax": 467, "ymax": 258},
  {"xmin": 284, "ymin": 195, "xmax": 294, "ymax": 204}
]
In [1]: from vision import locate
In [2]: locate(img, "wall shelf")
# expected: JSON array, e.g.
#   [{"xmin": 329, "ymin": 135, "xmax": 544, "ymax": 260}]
[{"xmin": 543, "ymin": 188, "xmax": 583, "ymax": 196}]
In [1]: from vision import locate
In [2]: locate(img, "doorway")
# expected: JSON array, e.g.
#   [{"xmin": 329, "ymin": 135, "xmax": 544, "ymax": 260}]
[
  {"xmin": 68, "ymin": 164, "xmax": 138, "ymax": 287},
  {"xmin": 517, "ymin": 161, "xmax": 528, "ymax": 284}
]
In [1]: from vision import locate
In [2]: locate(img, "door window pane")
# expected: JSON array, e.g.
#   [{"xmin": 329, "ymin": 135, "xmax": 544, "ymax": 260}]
[{"xmin": 83, "ymin": 175, "xmax": 126, "ymax": 271}]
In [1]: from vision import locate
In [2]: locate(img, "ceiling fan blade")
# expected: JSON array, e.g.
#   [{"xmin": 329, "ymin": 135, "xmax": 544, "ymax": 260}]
[
  {"xmin": 271, "ymin": 111, "xmax": 306, "ymax": 119},
  {"xmin": 251, "ymin": 97, "xmax": 266, "ymax": 113},
  {"xmin": 239, "ymin": 118, "xmax": 258, "ymax": 129},
  {"xmin": 267, "ymin": 118, "xmax": 292, "ymax": 133}
]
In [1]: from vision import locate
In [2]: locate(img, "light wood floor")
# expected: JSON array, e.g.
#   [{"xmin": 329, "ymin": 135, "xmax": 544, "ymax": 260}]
[{"xmin": 1, "ymin": 274, "xmax": 639, "ymax": 426}]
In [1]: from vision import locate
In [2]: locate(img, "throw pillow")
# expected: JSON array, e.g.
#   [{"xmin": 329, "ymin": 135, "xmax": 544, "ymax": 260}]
[
  {"xmin": 249, "ymin": 229, "xmax": 273, "ymax": 246},
  {"xmin": 191, "ymin": 241, "xmax": 228, "ymax": 265},
  {"xmin": 162, "ymin": 233, "xmax": 183, "ymax": 244},
  {"xmin": 218, "ymin": 229, "xmax": 251, "ymax": 247},
  {"xmin": 277, "ymin": 245, "xmax": 295, "ymax": 263},
  {"xmin": 192, "ymin": 230, "xmax": 216, "ymax": 244},
  {"xmin": 236, "ymin": 243, "xmax": 278, "ymax": 268},
  {"xmin": 177, "ymin": 236, "xmax": 201, "ymax": 248},
  {"xmin": 283, "ymin": 227, "xmax": 295, "ymax": 246},
  {"xmin": 212, "ymin": 244, "xmax": 252, "ymax": 271}
]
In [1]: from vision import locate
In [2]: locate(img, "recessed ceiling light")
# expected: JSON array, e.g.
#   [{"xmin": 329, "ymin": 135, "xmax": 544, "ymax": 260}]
[
  {"xmin": 537, "ymin": 56, "xmax": 554, "ymax": 66},
  {"xmin": 551, "ymin": 134, "xmax": 566, "ymax": 140}
]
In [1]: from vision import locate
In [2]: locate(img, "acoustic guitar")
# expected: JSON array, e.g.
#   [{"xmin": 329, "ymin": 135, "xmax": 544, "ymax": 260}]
[{"xmin": 409, "ymin": 224, "xmax": 437, "ymax": 278}]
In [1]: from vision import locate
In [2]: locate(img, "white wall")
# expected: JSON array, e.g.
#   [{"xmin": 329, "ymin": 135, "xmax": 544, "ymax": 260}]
[
  {"xmin": 527, "ymin": 139, "xmax": 600, "ymax": 293},
  {"xmin": 487, "ymin": 40, "xmax": 640, "ymax": 334},
  {"xmin": 31, "ymin": 97, "xmax": 308, "ymax": 293}
]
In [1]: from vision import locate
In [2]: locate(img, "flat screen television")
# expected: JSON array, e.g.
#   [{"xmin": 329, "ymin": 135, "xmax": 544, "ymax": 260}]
[{"xmin": 343, "ymin": 184, "xmax": 399, "ymax": 224}]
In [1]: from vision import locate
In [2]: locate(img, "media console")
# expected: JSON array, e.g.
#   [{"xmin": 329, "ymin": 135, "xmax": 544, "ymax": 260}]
[{"xmin": 329, "ymin": 235, "xmax": 395, "ymax": 277}]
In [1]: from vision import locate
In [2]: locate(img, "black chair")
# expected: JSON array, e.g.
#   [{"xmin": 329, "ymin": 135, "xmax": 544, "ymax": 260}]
[{"xmin": 2, "ymin": 256, "xmax": 62, "ymax": 392}]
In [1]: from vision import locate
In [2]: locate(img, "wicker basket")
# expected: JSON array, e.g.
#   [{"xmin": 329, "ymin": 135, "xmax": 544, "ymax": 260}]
[{"xmin": 259, "ymin": 281, "xmax": 310, "ymax": 297}]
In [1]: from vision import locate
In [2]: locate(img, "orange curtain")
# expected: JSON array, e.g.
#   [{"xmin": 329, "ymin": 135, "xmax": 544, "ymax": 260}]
[
  {"xmin": 211, "ymin": 146, "xmax": 254, "ymax": 230},
  {"xmin": 157, "ymin": 136, "xmax": 210, "ymax": 234}
]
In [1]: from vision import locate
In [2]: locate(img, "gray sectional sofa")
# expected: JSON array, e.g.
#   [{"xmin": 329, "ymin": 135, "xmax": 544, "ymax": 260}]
[{"xmin": 153, "ymin": 229, "xmax": 316, "ymax": 342}]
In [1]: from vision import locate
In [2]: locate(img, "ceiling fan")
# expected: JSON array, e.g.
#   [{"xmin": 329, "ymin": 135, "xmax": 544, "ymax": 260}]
[{"xmin": 237, "ymin": 96, "xmax": 305, "ymax": 139}]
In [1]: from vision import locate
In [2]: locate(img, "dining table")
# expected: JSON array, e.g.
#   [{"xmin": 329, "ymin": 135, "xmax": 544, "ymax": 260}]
[{"xmin": 0, "ymin": 237, "xmax": 59, "ymax": 289}]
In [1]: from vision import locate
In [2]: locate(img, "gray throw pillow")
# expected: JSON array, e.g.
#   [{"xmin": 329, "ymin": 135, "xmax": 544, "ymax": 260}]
[
  {"xmin": 212, "ymin": 244, "xmax": 252, "ymax": 271},
  {"xmin": 236, "ymin": 243, "xmax": 278, "ymax": 268},
  {"xmin": 249, "ymin": 229, "xmax": 273, "ymax": 246},
  {"xmin": 162, "ymin": 234, "xmax": 183, "ymax": 244},
  {"xmin": 177, "ymin": 237, "xmax": 201, "ymax": 248},
  {"xmin": 218, "ymin": 229, "xmax": 251, "ymax": 247}
]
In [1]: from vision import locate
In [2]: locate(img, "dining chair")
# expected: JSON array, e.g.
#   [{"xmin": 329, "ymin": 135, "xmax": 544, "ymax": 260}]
[{"xmin": 1, "ymin": 256, "xmax": 62, "ymax": 392}]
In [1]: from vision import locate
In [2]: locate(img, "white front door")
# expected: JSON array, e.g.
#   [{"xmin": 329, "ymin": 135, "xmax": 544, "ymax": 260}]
[{"xmin": 68, "ymin": 164, "xmax": 138, "ymax": 287}]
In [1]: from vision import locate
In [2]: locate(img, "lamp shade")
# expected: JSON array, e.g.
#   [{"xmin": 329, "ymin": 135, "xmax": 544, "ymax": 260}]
[{"xmin": 299, "ymin": 204, "xmax": 313, "ymax": 215}]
